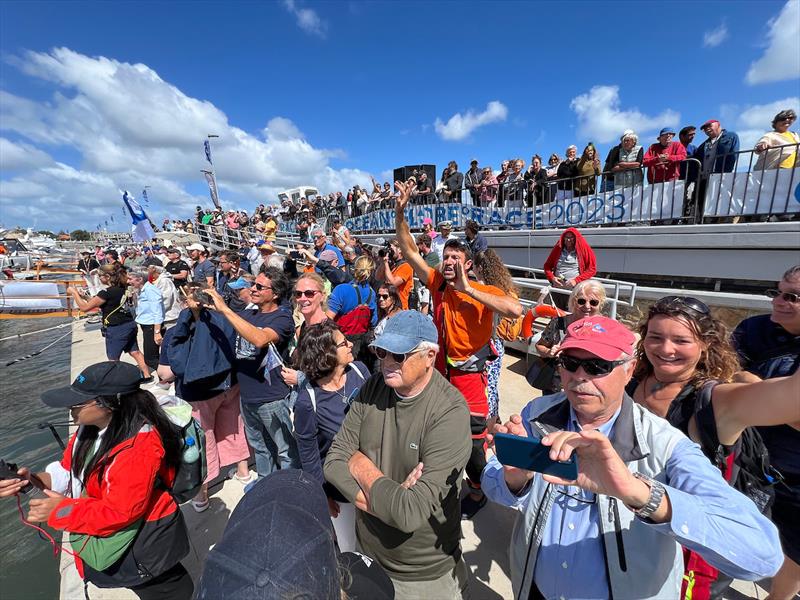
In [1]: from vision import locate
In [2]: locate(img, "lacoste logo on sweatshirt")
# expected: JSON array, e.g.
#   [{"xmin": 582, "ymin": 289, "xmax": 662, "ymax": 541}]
[{"xmin": 409, "ymin": 442, "xmax": 418, "ymax": 450}]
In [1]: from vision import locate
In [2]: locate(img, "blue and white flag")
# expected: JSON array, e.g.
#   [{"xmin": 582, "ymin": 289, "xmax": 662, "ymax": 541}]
[
  {"xmin": 202, "ymin": 169, "xmax": 221, "ymax": 209},
  {"xmin": 122, "ymin": 190, "xmax": 155, "ymax": 242},
  {"xmin": 259, "ymin": 343, "xmax": 285, "ymax": 384},
  {"xmin": 203, "ymin": 140, "xmax": 213, "ymax": 165}
]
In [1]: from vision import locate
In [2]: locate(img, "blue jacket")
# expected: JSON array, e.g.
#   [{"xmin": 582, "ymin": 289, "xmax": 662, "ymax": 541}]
[
  {"xmin": 692, "ymin": 129, "xmax": 740, "ymax": 175},
  {"xmin": 165, "ymin": 308, "xmax": 236, "ymax": 401}
]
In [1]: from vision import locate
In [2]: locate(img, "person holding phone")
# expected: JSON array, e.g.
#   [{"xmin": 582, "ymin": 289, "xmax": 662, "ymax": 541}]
[{"xmin": 481, "ymin": 315, "xmax": 782, "ymax": 600}]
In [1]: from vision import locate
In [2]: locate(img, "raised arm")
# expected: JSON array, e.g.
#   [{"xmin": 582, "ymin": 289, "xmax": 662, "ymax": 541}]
[
  {"xmin": 712, "ymin": 369, "xmax": 800, "ymax": 445},
  {"xmin": 205, "ymin": 288, "xmax": 280, "ymax": 349},
  {"xmin": 394, "ymin": 180, "xmax": 434, "ymax": 283}
]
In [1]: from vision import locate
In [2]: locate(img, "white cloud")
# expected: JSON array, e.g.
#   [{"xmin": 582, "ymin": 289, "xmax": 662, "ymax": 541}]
[
  {"xmin": 282, "ymin": 0, "xmax": 327, "ymax": 38},
  {"xmin": 0, "ymin": 47, "xmax": 373, "ymax": 231},
  {"xmin": 722, "ymin": 96, "xmax": 800, "ymax": 149},
  {"xmin": 703, "ymin": 22, "xmax": 729, "ymax": 48},
  {"xmin": 745, "ymin": 0, "xmax": 800, "ymax": 85},
  {"xmin": 434, "ymin": 101, "xmax": 508, "ymax": 141},
  {"xmin": 569, "ymin": 85, "xmax": 680, "ymax": 144},
  {"xmin": 0, "ymin": 137, "xmax": 54, "ymax": 170}
]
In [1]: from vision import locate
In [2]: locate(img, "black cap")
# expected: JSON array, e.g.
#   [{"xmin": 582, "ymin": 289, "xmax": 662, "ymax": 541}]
[
  {"xmin": 196, "ymin": 469, "xmax": 394, "ymax": 600},
  {"xmin": 41, "ymin": 361, "xmax": 144, "ymax": 408}
]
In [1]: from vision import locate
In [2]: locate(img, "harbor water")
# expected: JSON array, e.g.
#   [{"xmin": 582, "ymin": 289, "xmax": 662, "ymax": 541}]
[{"xmin": 0, "ymin": 317, "xmax": 74, "ymax": 600}]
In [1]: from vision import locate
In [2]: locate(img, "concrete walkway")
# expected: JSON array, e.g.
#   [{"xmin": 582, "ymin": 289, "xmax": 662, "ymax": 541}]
[{"xmin": 57, "ymin": 322, "xmax": 767, "ymax": 600}]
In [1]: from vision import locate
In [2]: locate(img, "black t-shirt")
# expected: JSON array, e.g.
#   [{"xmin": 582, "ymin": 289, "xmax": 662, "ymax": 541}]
[
  {"xmin": 165, "ymin": 259, "xmax": 190, "ymax": 287},
  {"xmin": 97, "ymin": 286, "xmax": 134, "ymax": 326},
  {"xmin": 235, "ymin": 307, "xmax": 295, "ymax": 404},
  {"xmin": 79, "ymin": 257, "xmax": 100, "ymax": 273}
]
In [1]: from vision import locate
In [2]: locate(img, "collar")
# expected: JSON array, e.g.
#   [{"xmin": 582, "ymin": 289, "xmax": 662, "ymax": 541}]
[
  {"xmin": 533, "ymin": 393, "xmax": 646, "ymax": 462},
  {"xmin": 568, "ymin": 404, "xmax": 621, "ymax": 438}
]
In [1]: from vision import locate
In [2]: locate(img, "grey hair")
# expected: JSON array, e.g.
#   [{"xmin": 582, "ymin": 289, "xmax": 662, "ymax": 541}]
[
  {"xmin": 415, "ymin": 341, "xmax": 440, "ymax": 354},
  {"xmin": 566, "ymin": 145, "xmax": 578, "ymax": 153},
  {"xmin": 310, "ymin": 227, "xmax": 325, "ymax": 237},
  {"xmin": 782, "ymin": 265, "xmax": 800, "ymax": 282},
  {"xmin": 127, "ymin": 270, "xmax": 148, "ymax": 281},
  {"xmin": 621, "ymin": 131, "xmax": 639, "ymax": 144},
  {"xmin": 343, "ymin": 246, "xmax": 355, "ymax": 254}
]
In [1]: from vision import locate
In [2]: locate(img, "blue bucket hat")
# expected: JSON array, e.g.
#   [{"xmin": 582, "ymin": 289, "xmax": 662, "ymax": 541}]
[
  {"xmin": 658, "ymin": 127, "xmax": 676, "ymax": 138},
  {"xmin": 370, "ymin": 310, "xmax": 438, "ymax": 354}
]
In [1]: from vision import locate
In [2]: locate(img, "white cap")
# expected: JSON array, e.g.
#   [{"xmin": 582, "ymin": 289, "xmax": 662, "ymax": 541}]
[{"xmin": 186, "ymin": 243, "xmax": 206, "ymax": 252}]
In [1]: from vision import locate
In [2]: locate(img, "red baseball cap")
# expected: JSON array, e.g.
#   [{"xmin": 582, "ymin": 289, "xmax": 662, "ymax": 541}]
[
  {"xmin": 701, "ymin": 119, "xmax": 719, "ymax": 129},
  {"xmin": 559, "ymin": 316, "xmax": 636, "ymax": 360}
]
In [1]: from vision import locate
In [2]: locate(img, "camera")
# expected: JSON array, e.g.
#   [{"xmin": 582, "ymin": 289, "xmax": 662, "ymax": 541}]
[
  {"xmin": 289, "ymin": 250, "xmax": 303, "ymax": 260},
  {"xmin": 378, "ymin": 248, "xmax": 388, "ymax": 258}
]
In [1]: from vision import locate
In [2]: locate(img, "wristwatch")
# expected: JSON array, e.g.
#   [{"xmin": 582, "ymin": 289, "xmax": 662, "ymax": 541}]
[{"xmin": 626, "ymin": 472, "xmax": 666, "ymax": 520}]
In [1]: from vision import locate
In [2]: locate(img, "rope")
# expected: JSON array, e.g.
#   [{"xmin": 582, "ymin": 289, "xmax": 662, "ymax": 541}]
[
  {"xmin": 0, "ymin": 320, "xmax": 77, "ymax": 343},
  {"xmin": 3, "ymin": 330, "xmax": 75, "ymax": 367}
]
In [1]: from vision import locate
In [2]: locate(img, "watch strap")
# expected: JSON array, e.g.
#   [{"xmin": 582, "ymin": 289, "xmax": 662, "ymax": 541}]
[{"xmin": 628, "ymin": 472, "xmax": 665, "ymax": 519}]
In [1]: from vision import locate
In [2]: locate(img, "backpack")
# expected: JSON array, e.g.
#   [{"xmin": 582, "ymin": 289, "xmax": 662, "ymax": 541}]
[
  {"xmin": 304, "ymin": 362, "xmax": 366, "ymax": 410},
  {"xmin": 159, "ymin": 396, "xmax": 208, "ymax": 503},
  {"xmin": 335, "ymin": 285, "xmax": 374, "ymax": 336}
]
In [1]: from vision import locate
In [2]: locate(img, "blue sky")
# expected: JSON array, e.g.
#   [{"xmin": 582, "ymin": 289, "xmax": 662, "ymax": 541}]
[{"xmin": 1, "ymin": 0, "xmax": 798, "ymax": 232}]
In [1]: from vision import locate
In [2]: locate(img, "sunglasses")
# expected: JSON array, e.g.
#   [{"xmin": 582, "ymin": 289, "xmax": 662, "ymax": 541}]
[
  {"xmin": 557, "ymin": 354, "xmax": 627, "ymax": 376},
  {"xmin": 378, "ymin": 294, "xmax": 390, "ymax": 300},
  {"xmin": 766, "ymin": 289, "xmax": 800, "ymax": 303},
  {"xmin": 375, "ymin": 347, "xmax": 420, "ymax": 363},
  {"xmin": 294, "ymin": 289, "xmax": 321, "ymax": 299},
  {"xmin": 576, "ymin": 298, "xmax": 600, "ymax": 307},
  {"xmin": 653, "ymin": 295, "xmax": 710, "ymax": 316},
  {"xmin": 252, "ymin": 282, "xmax": 272, "ymax": 291}
]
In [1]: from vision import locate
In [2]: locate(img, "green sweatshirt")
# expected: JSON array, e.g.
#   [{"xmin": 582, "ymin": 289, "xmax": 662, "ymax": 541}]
[{"xmin": 323, "ymin": 369, "xmax": 471, "ymax": 581}]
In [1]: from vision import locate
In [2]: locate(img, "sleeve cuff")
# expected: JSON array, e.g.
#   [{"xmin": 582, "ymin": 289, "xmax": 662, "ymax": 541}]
[
  {"xmin": 482, "ymin": 455, "xmax": 532, "ymax": 509},
  {"xmin": 46, "ymin": 460, "xmax": 71, "ymax": 496}
]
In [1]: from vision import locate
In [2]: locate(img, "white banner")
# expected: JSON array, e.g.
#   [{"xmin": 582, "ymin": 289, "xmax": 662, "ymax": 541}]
[
  {"xmin": 704, "ymin": 166, "xmax": 800, "ymax": 216},
  {"xmin": 342, "ymin": 181, "xmax": 685, "ymax": 232}
]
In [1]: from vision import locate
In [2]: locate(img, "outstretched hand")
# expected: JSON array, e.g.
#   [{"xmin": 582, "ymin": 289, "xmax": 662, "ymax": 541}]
[{"xmin": 394, "ymin": 180, "xmax": 413, "ymax": 211}]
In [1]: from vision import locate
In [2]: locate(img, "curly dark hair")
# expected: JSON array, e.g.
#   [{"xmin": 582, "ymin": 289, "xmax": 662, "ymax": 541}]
[
  {"xmin": 633, "ymin": 297, "xmax": 738, "ymax": 386},
  {"xmin": 261, "ymin": 266, "xmax": 290, "ymax": 303},
  {"xmin": 377, "ymin": 284, "xmax": 402, "ymax": 319},
  {"xmin": 293, "ymin": 320, "xmax": 341, "ymax": 383},
  {"xmin": 474, "ymin": 249, "xmax": 518, "ymax": 296}
]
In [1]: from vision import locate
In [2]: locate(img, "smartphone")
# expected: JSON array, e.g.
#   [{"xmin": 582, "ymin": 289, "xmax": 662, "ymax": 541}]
[
  {"xmin": 494, "ymin": 433, "xmax": 578, "ymax": 480},
  {"xmin": 289, "ymin": 250, "xmax": 303, "ymax": 260}
]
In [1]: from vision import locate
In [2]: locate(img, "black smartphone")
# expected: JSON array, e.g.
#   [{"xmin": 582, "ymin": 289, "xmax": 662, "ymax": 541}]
[
  {"xmin": 0, "ymin": 460, "xmax": 48, "ymax": 499},
  {"xmin": 289, "ymin": 250, "xmax": 303, "ymax": 260},
  {"xmin": 494, "ymin": 433, "xmax": 579, "ymax": 480}
]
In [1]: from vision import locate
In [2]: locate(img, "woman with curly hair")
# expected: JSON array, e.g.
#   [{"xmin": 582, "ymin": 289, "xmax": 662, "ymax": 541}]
[
  {"xmin": 473, "ymin": 249, "xmax": 519, "ymax": 419},
  {"xmin": 630, "ymin": 295, "xmax": 800, "ymax": 599},
  {"xmin": 292, "ymin": 321, "xmax": 368, "ymax": 552}
]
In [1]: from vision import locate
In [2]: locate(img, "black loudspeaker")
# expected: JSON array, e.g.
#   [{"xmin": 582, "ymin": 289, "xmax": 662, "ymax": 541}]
[{"xmin": 392, "ymin": 164, "xmax": 436, "ymax": 184}]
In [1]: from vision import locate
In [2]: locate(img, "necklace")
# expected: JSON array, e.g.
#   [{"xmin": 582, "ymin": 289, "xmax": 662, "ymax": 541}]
[
  {"xmin": 320, "ymin": 373, "xmax": 349, "ymax": 403},
  {"xmin": 647, "ymin": 374, "xmax": 692, "ymax": 394}
]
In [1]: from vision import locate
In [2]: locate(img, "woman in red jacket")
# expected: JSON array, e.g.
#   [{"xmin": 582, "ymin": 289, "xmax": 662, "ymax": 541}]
[
  {"xmin": 543, "ymin": 227, "xmax": 597, "ymax": 309},
  {"xmin": 0, "ymin": 362, "xmax": 192, "ymax": 599}
]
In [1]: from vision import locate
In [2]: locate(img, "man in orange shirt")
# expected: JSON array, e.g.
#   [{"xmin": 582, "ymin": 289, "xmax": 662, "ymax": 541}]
[
  {"xmin": 393, "ymin": 180, "xmax": 522, "ymax": 519},
  {"xmin": 379, "ymin": 239, "xmax": 414, "ymax": 310}
]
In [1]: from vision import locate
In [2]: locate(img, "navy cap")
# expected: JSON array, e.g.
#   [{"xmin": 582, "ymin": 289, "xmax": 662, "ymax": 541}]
[
  {"xmin": 41, "ymin": 361, "xmax": 144, "ymax": 408},
  {"xmin": 658, "ymin": 127, "xmax": 676, "ymax": 137},
  {"xmin": 370, "ymin": 310, "xmax": 438, "ymax": 354}
]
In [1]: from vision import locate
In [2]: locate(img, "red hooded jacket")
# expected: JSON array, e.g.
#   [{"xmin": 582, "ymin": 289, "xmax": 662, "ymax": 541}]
[{"xmin": 543, "ymin": 228, "xmax": 597, "ymax": 284}]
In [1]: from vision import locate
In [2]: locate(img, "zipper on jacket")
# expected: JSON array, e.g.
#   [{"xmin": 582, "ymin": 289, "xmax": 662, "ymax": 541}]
[{"xmin": 608, "ymin": 498, "xmax": 628, "ymax": 572}]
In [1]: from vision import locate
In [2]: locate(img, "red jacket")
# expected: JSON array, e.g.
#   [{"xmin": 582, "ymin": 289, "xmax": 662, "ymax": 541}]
[
  {"xmin": 48, "ymin": 425, "xmax": 188, "ymax": 587},
  {"xmin": 642, "ymin": 141, "xmax": 687, "ymax": 183},
  {"xmin": 543, "ymin": 228, "xmax": 597, "ymax": 284}
]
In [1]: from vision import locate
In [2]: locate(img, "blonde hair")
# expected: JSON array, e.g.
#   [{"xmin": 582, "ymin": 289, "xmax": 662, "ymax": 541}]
[
  {"xmin": 353, "ymin": 256, "xmax": 375, "ymax": 284},
  {"xmin": 568, "ymin": 280, "xmax": 607, "ymax": 312}
]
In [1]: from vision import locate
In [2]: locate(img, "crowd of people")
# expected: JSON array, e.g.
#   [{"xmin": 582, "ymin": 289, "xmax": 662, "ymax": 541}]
[{"xmin": 0, "ymin": 129, "xmax": 799, "ymax": 600}]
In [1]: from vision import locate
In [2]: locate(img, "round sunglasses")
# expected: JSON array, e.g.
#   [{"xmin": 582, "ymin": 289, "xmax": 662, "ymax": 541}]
[
  {"xmin": 375, "ymin": 347, "xmax": 420, "ymax": 363},
  {"xmin": 294, "ymin": 289, "xmax": 321, "ymax": 299},
  {"xmin": 765, "ymin": 289, "xmax": 800, "ymax": 303},
  {"xmin": 576, "ymin": 298, "xmax": 600, "ymax": 307}
]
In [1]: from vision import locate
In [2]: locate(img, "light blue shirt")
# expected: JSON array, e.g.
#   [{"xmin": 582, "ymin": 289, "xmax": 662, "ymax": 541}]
[
  {"xmin": 135, "ymin": 282, "xmax": 164, "ymax": 325},
  {"xmin": 482, "ymin": 399, "xmax": 783, "ymax": 599},
  {"xmin": 534, "ymin": 405, "xmax": 621, "ymax": 600}
]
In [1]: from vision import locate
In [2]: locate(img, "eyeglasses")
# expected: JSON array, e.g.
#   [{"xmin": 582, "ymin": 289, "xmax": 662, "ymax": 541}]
[
  {"xmin": 294, "ymin": 289, "xmax": 321, "ymax": 299},
  {"xmin": 766, "ymin": 289, "xmax": 800, "ymax": 303},
  {"xmin": 557, "ymin": 354, "xmax": 627, "ymax": 376},
  {"xmin": 576, "ymin": 298, "xmax": 600, "ymax": 307},
  {"xmin": 556, "ymin": 485, "xmax": 596, "ymax": 505},
  {"xmin": 252, "ymin": 283, "xmax": 272, "ymax": 291},
  {"xmin": 335, "ymin": 339, "xmax": 349, "ymax": 349},
  {"xmin": 652, "ymin": 295, "xmax": 710, "ymax": 317},
  {"xmin": 377, "ymin": 294, "xmax": 390, "ymax": 300},
  {"xmin": 375, "ymin": 347, "xmax": 421, "ymax": 363}
]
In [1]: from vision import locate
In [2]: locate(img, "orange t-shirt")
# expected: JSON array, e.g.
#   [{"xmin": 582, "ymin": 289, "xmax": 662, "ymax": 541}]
[
  {"xmin": 392, "ymin": 261, "xmax": 414, "ymax": 310},
  {"xmin": 427, "ymin": 269, "xmax": 505, "ymax": 361}
]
